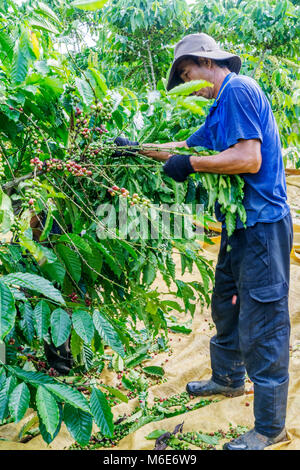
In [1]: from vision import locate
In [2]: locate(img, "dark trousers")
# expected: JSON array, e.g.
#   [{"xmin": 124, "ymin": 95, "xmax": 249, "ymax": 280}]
[{"xmin": 210, "ymin": 212, "xmax": 293, "ymax": 437}]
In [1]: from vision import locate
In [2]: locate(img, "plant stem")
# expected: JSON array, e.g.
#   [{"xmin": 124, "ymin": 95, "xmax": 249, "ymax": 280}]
[{"xmin": 146, "ymin": 41, "xmax": 156, "ymax": 90}]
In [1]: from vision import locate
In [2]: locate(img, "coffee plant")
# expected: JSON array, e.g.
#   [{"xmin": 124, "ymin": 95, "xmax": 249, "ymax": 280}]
[{"xmin": 0, "ymin": 0, "xmax": 298, "ymax": 447}]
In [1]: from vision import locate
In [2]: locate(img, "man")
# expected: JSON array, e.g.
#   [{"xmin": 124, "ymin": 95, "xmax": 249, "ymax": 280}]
[{"xmin": 115, "ymin": 33, "xmax": 293, "ymax": 450}]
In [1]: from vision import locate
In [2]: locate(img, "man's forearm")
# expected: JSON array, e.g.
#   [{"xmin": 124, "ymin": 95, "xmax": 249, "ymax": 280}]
[
  {"xmin": 190, "ymin": 141, "xmax": 261, "ymax": 174},
  {"xmin": 139, "ymin": 141, "xmax": 188, "ymax": 161}
]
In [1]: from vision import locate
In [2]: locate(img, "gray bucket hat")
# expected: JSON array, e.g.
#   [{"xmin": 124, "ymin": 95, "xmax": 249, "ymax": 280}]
[{"xmin": 167, "ymin": 33, "xmax": 241, "ymax": 91}]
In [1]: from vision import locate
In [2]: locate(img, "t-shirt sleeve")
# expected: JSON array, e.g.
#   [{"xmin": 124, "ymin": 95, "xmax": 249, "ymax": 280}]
[
  {"xmin": 186, "ymin": 122, "xmax": 212, "ymax": 149},
  {"xmin": 223, "ymin": 86, "xmax": 263, "ymax": 148}
]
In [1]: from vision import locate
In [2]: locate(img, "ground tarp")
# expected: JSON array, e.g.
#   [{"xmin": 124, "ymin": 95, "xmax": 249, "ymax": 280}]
[{"xmin": 0, "ymin": 175, "xmax": 300, "ymax": 451}]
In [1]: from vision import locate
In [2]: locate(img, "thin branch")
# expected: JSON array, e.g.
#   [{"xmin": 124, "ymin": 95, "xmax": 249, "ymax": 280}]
[{"xmin": 146, "ymin": 40, "xmax": 156, "ymax": 90}]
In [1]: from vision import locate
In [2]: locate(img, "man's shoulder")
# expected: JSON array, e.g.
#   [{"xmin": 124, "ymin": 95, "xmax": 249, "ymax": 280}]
[
  {"xmin": 222, "ymin": 74, "xmax": 265, "ymax": 106},
  {"xmin": 226, "ymin": 74, "xmax": 262, "ymax": 94}
]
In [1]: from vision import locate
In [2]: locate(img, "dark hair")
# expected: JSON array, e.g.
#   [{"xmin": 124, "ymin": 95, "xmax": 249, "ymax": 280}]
[
  {"xmin": 212, "ymin": 58, "xmax": 231, "ymax": 69},
  {"xmin": 179, "ymin": 56, "xmax": 231, "ymax": 69}
]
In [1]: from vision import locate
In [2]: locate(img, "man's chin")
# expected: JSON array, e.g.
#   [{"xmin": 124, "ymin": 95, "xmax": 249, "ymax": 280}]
[{"xmin": 192, "ymin": 88, "xmax": 214, "ymax": 99}]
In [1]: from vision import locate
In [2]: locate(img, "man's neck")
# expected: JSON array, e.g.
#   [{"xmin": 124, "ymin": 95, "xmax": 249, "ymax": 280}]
[{"xmin": 213, "ymin": 69, "xmax": 231, "ymax": 99}]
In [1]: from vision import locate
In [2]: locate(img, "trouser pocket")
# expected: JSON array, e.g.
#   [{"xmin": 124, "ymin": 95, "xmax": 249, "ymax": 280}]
[
  {"xmin": 239, "ymin": 281, "xmax": 290, "ymax": 380},
  {"xmin": 247, "ymin": 281, "xmax": 290, "ymax": 342}
]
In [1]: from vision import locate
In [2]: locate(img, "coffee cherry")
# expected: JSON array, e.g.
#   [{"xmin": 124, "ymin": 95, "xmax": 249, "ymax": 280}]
[
  {"xmin": 48, "ymin": 367, "xmax": 58, "ymax": 377},
  {"xmin": 69, "ymin": 292, "xmax": 78, "ymax": 302},
  {"xmin": 0, "ymin": 154, "xmax": 5, "ymax": 179}
]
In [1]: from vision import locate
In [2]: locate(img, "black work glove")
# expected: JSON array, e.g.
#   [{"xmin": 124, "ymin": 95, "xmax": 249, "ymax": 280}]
[
  {"xmin": 113, "ymin": 136, "xmax": 140, "ymax": 156},
  {"xmin": 163, "ymin": 154, "xmax": 195, "ymax": 182}
]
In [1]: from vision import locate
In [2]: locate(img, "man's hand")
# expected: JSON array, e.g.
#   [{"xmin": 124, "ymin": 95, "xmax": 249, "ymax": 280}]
[
  {"xmin": 113, "ymin": 136, "xmax": 140, "ymax": 156},
  {"xmin": 139, "ymin": 140, "xmax": 188, "ymax": 162},
  {"xmin": 163, "ymin": 154, "xmax": 195, "ymax": 182}
]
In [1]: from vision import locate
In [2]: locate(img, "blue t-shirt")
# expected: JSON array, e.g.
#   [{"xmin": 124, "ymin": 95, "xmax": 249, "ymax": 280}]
[{"xmin": 186, "ymin": 72, "xmax": 290, "ymax": 228}]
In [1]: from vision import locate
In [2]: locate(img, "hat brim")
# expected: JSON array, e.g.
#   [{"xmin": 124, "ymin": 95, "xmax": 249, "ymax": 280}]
[{"xmin": 166, "ymin": 51, "xmax": 242, "ymax": 91}]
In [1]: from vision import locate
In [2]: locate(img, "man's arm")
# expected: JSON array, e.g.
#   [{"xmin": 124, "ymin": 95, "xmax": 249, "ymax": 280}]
[
  {"xmin": 139, "ymin": 140, "xmax": 188, "ymax": 161},
  {"xmin": 189, "ymin": 139, "xmax": 262, "ymax": 174}
]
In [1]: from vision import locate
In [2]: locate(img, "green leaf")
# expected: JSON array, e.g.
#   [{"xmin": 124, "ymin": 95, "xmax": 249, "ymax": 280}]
[
  {"xmin": 0, "ymin": 188, "xmax": 14, "ymax": 233},
  {"xmin": 93, "ymin": 309, "xmax": 125, "ymax": 358},
  {"xmin": 58, "ymin": 234, "xmax": 92, "ymax": 254},
  {"xmin": 168, "ymin": 324, "xmax": 192, "ymax": 334},
  {"xmin": 33, "ymin": 300, "xmax": 51, "ymax": 341},
  {"xmin": 95, "ymin": 243, "xmax": 122, "ymax": 278},
  {"xmin": 195, "ymin": 258, "xmax": 212, "ymax": 291},
  {"xmin": 72, "ymin": 310, "xmax": 94, "ymax": 344},
  {"xmin": 0, "ymin": 30, "xmax": 14, "ymax": 61},
  {"xmin": 82, "ymin": 343, "xmax": 94, "ymax": 371},
  {"xmin": 44, "ymin": 384, "xmax": 91, "ymax": 413},
  {"xmin": 19, "ymin": 236, "xmax": 45, "ymax": 265},
  {"xmin": 35, "ymin": 2, "xmax": 61, "ymax": 26},
  {"xmin": 8, "ymin": 382, "xmax": 30, "ymax": 422},
  {"xmin": 99, "ymin": 385, "xmax": 128, "ymax": 403},
  {"xmin": 161, "ymin": 300, "xmax": 182, "ymax": 312},
  {"xmin": 142, "ymin": 366, "xmax": 165, "ymax": 377},
  {"xmin": 90, "ymin": 387, "xmax": 114, "ymax": 437},
  {"xmin": 36, "ymin": 386, "xmax": 60, "ymax": 437},
  {"xmin": 64, "ymin": 403, "xmax": 92, "ymax": 446},
  {"xmin": 75, "ymin": 77, "xmax": 94, "ymax": 107},
  {"xmin": 11, "ymin": 28, "xmax": 35, "ymax": 84},
  {"xmin": 19, "ymin": 302, "xmax": 35, "ymax": 344},
  {"xmin": 40, "ymin": 258, "xmax": 66, "ymax": 286},
  {"xmin": 225, "ymin": 211, "xmax": 237, "ymax": 237},
  {"xmin": 87, "ymin": 68, "xmax": 108, "ymax": 95},
  {"xmin": 196, "ymin": 432, "xmax": 220, "ymax": 445},
  {"xmin": 56, "ymin": 245, "xmax": 81, "ymax": 284},
  {"xmin": 112, "ymin": 353, "xmax": 124, "ymax": 372},
  {"xmin": 70, "ymin": 329, "xmax": 82, "ymax": 359},
  {"xmin": 6, "ymin": 366, "xmax": 55, "ymax": 386},
  {"xmin": 38, "ymin": 402, "xmax": 63, "ymax": 444},
  {"xmin": 125, "ymin": 353, "xmax": 149, "ymax": 368},
  {"xmin": 121, "ymin": 375, "xmax": 135, "ymax": 392},
  {"xmin": 117, "ymin": 239, "xmax": 138, "ymax": 260},
  {"xmin": 71, "ymin": 0, "xmax": 109, "ymax": 11},
  {"xmin": 0, "ymin": 368, "xmax": 6, "ymax": 389},
  {"xmin": 2, "ymin": 272, "xmax": 65, "ymax": 304},
  {"xmin": 129, "ymin": 414, "xmax": 157, "ymax": 433},
  {"xmin": 29, "ymin": 14, "xmax": 60, "ymax": 35},
  {"xmin": 142, "ymin": 262, "xmax": 156, "ymax": 285},
  {"xmin": 0, "ymin": 376, "xmax": 16, "ymax": 421},
  {"xmin": 39, "ymin": 209, "xmax": 53, "ymax": 241},
  {"xmin": 168, "ymin": 80, "xmax": 213, "ymax": 96},
  {"xmin": 0, "ymin": 280, "xmax": 16, "ymax": 340},
  {"xmin": 176, "ymin": 96, "xmax": 207, "ymax": 114},
  {"xmin": 50, "ymin": 309, "xmax": 72, "ymax": 347},
  {"xmin": 145, "ymin": 429, "xmax": 168, "ymax": 440}
]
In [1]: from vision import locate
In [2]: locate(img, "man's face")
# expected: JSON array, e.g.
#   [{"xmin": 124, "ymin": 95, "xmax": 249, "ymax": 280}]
[{"xmin": 176, "ymin": 58, "xmax": 215, "ymax": 99}]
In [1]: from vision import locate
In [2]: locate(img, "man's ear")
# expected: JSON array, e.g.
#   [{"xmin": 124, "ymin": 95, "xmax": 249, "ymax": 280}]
[
  {"xmin": 206, "ymin": 58, "xmax": 213, "ymax": 69},
  {"xmin": 197, "ymin": 58, "xmax": 212, "ymax": 68}
]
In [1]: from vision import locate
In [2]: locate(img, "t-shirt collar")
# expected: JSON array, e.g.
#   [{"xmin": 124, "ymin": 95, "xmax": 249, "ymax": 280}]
[{"xmin": 211, "ymin": 72, "xmax": 236, "ymax": 108}]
